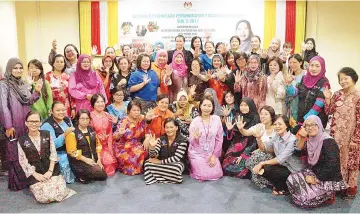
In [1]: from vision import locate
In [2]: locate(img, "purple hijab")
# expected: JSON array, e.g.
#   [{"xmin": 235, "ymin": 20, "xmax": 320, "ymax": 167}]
[
  {"xmin": 303, "ymin": 56, "xmax": 326, "ymax": 88},
  {"xmin": 170, "ymin": 51, "xmax": 188, "ymax": 77},
  {"xmin": 305, "ymin": 115, "xmax": 331, "ymax": 166},
  {"xmin": 74, "ymin": 54, "xmax": 98, "ymax": 89}
]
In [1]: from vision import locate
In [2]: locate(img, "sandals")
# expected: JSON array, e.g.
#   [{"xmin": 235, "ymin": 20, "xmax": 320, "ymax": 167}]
[{"xmin": 272, "ymin": 188, "xmax": 289, "ymax": 196}]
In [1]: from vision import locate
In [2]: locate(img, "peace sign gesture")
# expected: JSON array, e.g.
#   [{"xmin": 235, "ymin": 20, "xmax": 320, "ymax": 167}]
[
  {"xmin": 91, "ymin": 45, "xmax": 98, "ymax": 56},
  {"xmin": 260, "ymin": 48, "xmax": 268, "ymax": 59},
  {"xmin": 225, "ymin": 116, "xmax": 236, "ymax": 130},
  {"xmin": 323, "ymin": 86, "xmax": 332, "ymax": 100},
  {"xmin": 34, "ymin": 78, "xmax": 44, "ymax": 93}
]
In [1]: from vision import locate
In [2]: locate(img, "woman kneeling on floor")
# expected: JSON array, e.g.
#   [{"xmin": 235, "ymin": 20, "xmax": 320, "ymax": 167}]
[
  {"xmin": 65, "ymin": 109, "xmax": 107, "ymax": 183},
  {"xmin": 144, "ymin": 118, "xmax": 188, "ymax": 184},
  {"xmin": 18, "ymin": 111, "xmax": 76, "ymax": 203},
  {"xmin": 286, "ymin": 115, "xmax": 347, "ymax": 208}
]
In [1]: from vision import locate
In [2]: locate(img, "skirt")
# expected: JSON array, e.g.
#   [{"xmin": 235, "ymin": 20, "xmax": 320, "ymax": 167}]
[
  {"xmin": 245, "ymin": 150, "xmax": 273, "ymax": 188},
  {"xmin": 144, "ymin": 161, "xmax": 184, "ymax": 184}
]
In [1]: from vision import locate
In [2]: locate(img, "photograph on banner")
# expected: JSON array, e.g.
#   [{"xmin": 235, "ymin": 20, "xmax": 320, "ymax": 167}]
[{"xmin": 117, "ymin": 0, "xmax": 264, "ymax": 52}]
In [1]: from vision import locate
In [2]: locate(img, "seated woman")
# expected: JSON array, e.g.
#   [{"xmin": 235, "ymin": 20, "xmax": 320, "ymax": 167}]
[
  {"xmin": 113, "ymin": 99, "xmax": 157, "ymax": 175},
  {"xmin": 221, "ymin": 91, "xmax": 239, "ymax": 154},
  {"xmin": 18, "ymin": 111, "xmax": 76, "ymax": 203},
  {"xmin": 106, "ymin": 87, "xmax": 129, "ymax": 132},
  {"xmin": 144, "ymin": 118, "xmax": 188, "ymax": 184},
  {"xmin": 188, "ymin": 96, "xmax": 223, "ymax": 181},
  {"xmin": 41, "ymin": 101, "xmax": 75, "ymax": 183},
  {"xmin": 90, "ymin": 94, "xmax": 118, "ymax": 176},
  {"xmin": 66, "ymin": 109, "xmax": 107, "ymax": 183},
  {"xmin": 146, "ymin": 94, "xmax": 174, "ymax": 139},
  {"xmin": 243, "ymin": 105, "xmax": 276, "ymax": 188},
  {"xmin": 252, "ymin": 115, "xmax": 303, "ymax": 195},
  {"xmin": 169, "ymin": 90, "xmax": 199, "ymax": 138},
  {"xmin": 222, "ymin": 98, "xmax": 260, "ymax": 178},
  {"xmin": 287, "ymin": 115, "xmax": 347, "ymax": 208}
]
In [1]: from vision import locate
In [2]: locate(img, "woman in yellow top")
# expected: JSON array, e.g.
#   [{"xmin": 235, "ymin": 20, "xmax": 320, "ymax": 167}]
[{"xmin": 65, "ymin": 109, "xmax": 107, "ymax": 183}]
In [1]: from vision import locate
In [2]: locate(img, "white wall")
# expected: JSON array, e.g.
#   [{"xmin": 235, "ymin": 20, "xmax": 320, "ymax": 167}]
[
  {"xmin": 306, "ymin": 1, "xmax": 360, "ymax": 90},
  {"xmin": 0, "ymin": 1, "xmax": 19, "ymax": 76}
]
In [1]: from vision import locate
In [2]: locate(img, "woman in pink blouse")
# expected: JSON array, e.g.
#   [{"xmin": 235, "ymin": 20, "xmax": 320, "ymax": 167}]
[
  {"xmin": 68, "ymin": 54, "xmax": 107, "ymax": 112},
  {"xmin": 188, "ymin": 96, "xmax": 223, "ymax": 181}
]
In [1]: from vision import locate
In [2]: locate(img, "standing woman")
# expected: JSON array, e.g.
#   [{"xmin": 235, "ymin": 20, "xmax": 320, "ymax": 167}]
[
  {"xmin": 324, "ymin": 67, "xmax": 360, "ymax": 198},
  {"xmin": 28, "ymin": 59, "xmax": 53, "ymax": 120},
  {"xmin": 302, "ymin": 38, "xmax": 319, "ymax": 66},
  {"xmin": 0, "ymin": 58, "xmax": 42, "ymax": 190},
  {"xmin": 90, "ymin": 94, "xmax": 118, "ymax": 176},
  {"xmin": 215, "ymin": 42, "xmax": 227, "ymax": 59},
  {"xmin": 128, "ymin": 54, "xmax": 159, "ymax": 113},
  {"xmin": 66, "ymin": 109, "xmax": 107, "ymax": 183},
  {"xmin": 18, "ymin": 111, "xmax": 76, "ymax": 203},
  {"xmin": 150, "ymin": 41, "xmax": 164, "ymax": 62},
  {"xmin": 190, "ymin": 36, "xmax": 205, "ymax": 58},
  {"xmin": 151, "ymin": 49, "xmax": 171, "ymax": 95},
  {"xmin": 285, "ymin": 54, "xmax": 306, "ymax": 126},
  {"xmin": 188, "ymin": 58, "xmax": 209, "ymax": 101},
  {"xmin": 225, "ymin": 51, "xmax": 238, "ymax": 72},
  {"xmin": 223, "ymin": 98, "xmax": 260, "ymax": 178},
  {"xmin": 208, "ymin": 54, "xmax": 229, "ymax": 105},
  {"xmin": 168, "ymin": 51, "xmax": 189, "ymax": 102},
  {"xmin": 144, "ymin": 118, "xmax": 189, "ymax": 184},
  {"xmin": 287, "ymin": 115, "xmax": 347, "ymax": 208},
  {"xmin": 113, "ymin": 99, "xmax": 157, "ymax": 175},
  {"xmin": 265, "ymin": 57, "xmax": 286, "ymax": 114},
  {"xmin": 96, "ymin": 55, "xmax": 115, "ymax": 104},
  {"xmin": 199, "ymin": 41, "xmax": 215, "ymax": 71},
  {"xmin": 46, "ymin": 54, "xmax": 75, "ymax": 118},
  {"xmin": 234, "ymin": 55, "xmax": 267, "ymax": 109},
  {"xmin": 284, "ymin": 56, "xmax": 330, "ymax": 134},
  {"xmin": 188, "ymin": 96, "xmax": 223, "ymax": 181},
  {"xmin": 48, "ymin": 41, "xmax": 79, "ymax": 75},
  {"xmin": 41, "ymin": 102, "xmax": 75, "ymax": 183},
  {"xmin": 229, "ymin": 36, "xmax": 241, "ymax": 53},
  {"xmin": 69, "ymin": 54, "xmax": 107, "ymax": 112},
  {"xmin": 111, "ymin": 56, "xmax": 131, "ymax": 101}
]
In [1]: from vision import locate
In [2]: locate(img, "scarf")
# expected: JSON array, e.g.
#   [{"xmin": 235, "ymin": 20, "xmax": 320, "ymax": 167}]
[
  {"xmin": 305, "ymin": 115, "xmax": 332, "ymax": 166},
  {"xmin": 175, "ymin": 90, "xmax": 192, "ymax": 118},
  {"xmin": 155, "ymin": 49, "xmax": 168, "ymax": 70},
  {"xmin": 99, "ymin": 55, "xmax": 114, "ymax": 77},
  {"xmin": 304, "ymin": 38, "xmax": 318, "ymax": 62},
  {"xmin": 267, "ymin": 38, "xmax": 281, "ymax": 58},
  {"xmin": 239, "ymin": 97, "xmax": 260, "ymax": 129},
  {"xmin": 302, "ymin": 56, "xmax": 326, "ymax": 88},
  {"xmin": 4, "ymin": 58, "xmax": 32, "ymax": 104},
  {"xmin": 244, "ymin": 55, "xmax": 262, "ymax": 82},
  {"xmin": 204, "ymin": 88, "xmax": 223, "ymax": 116},
  {"xmin": 170, "ymin": 51, "xmax": 188, "ymax": 77},
  {"xmin": 74, "ymin": 54, "xmax": 98, "ymax": 89}
]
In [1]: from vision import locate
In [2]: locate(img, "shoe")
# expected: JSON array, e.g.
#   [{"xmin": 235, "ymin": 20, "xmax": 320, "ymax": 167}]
[
  {"xmin": 347, "ymin": 186, "xmax": 357, "ymax": 199},
  {"xmin": 324, "ymin": 196, "xmax": 336, "ymax": 205}
]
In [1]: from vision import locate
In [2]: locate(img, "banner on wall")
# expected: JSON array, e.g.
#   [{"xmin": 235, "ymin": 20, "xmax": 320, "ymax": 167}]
[{"xmin": 118, "ymin": 0, "xmax": 264, "ymax": 50}]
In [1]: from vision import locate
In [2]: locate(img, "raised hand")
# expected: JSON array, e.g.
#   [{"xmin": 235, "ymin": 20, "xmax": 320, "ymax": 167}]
[
  {"xmin": 189, "ymin": 85, "xmax": 196, "ymax": 97},
  {"xmin": 117, "ymin": 123, "xmax": 127, "ymax": 136},
  {"xmin": 284, "ymin": 69, "xmax": 294, "ymax": 85},
  {"xmin": 323, "ymin": 86, "xmax": 332, "ymax": 100},
  {"xmin": 118, "ymin": 78, "xmax": 127, "ymax": 86},
  {"xmin": 204, "ymin": 70, "xmax": 213, "ymax": 81},
  {"xmin": 109, "ymin": 114, "xmax": 118, "ymax": 125},
  {"xmin": 190, "ymin": 127, "xmax": 201, "ymax": 141},
  {"xmin": 142, "ymin": 74, "xmax": 151, "ymax": 85},
  {"xmin": 222, "ymin": 105, "xmax": 231, "ymax": 117},
  {"xmin": 260, "ymin": 48, "xmax": 268, "ymax": 59},
  {"xmin": 165, "ymin": 65, "xmax": 173, "ymax": 77},
  {"xmin": 235, "ymin": 115, "xmax": 246, "ymax": 130},
  {"xmin": 225, "ymin": 116, "xmax": 236, "ymax": 131},
  {"xmin": 145, "ymin": 108, "xmax": 158, "ymax": 121},
  {"xmin": 220, "ymin": 65, "xmax": 231, "ymax": 75},
  {"xmin": 52, "ymin": 39, "xmax": 57, "ymax": 51},
  {"xmin": 253, "ymin": 125, "xmax": 264, "ymax": 138},
  {"xmin": 34, "ymin": 78, "xmax": 43, "ymax": 93},
  {"xmin": 91, "ymin": 45, "xmax": 98, "ymax": 56},
  {"xmin": 26, "ymin": 71, "xmax": 34, "ymax": 86},
  {"xmin": 234, "ymin": 70, "xmax": 242, "ymax": 83},
  {"xmin": 301, "ymin": 42, "xmax": 307, "ymax": 52},
  {"xmin": 193, "ymin": 47, "xmax": 201, "ymax": 58},
  {"xmin": 148, "ymin": 134, "xmax": 158, "ymax": 147}
]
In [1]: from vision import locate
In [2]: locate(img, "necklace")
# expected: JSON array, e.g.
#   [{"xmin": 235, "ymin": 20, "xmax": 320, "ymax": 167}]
[{"xmin": 201, "ymin": 117, "xmax": 211, "ymax": 151}]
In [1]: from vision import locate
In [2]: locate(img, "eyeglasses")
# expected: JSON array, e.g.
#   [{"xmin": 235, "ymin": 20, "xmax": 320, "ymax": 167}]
[
  {"xmin": 79, "ymin": 118, "xmax": 90, "ymax": 121},
  {"xmin": 304, "ymin": 123, "xmax": 318, "ymax": 129},
  {"xmin": 27, "ymin": 121, "xmax": 41, "ymax": 125}
]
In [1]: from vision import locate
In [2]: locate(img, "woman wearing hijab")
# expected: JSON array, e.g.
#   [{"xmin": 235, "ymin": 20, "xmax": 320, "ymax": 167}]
[
  {"xmin": 223, "ymin": 98, "xmax": 260, "ymax": 178},
  {"xmin": 150, "ymin": 41, "xmax": 164, "ymax": 62},
  {"xmin": 151, "ymin": 49, "xmax": 171, "ymax": 95},
  {"xmin": 168, "ymin": 51, "xmax": 188, "ymax": 102},
  {"xmin": 69, "ymin": 54, "xmax": 107, "ymax": 112},
  {"xmin": 0, "ymin": 58, "xmax": 43, "ymax": 190},
  {"xmin": 234, "ymin": 54, "xmax": 267, "ymax": 109},
  {"xmin": 287, "ymin": 115, "xmax": 347, "ymax": 208},
  {"xmin": 204, "ymin": 88, "xmax": 224, "ymax": 117},
  {"xmin": 285, "ymin": 56, "xmax": 330, "ymax": 134},
  {"xmin": 96, "ymin": 55, "xmax": 115, "ymax": 104}
]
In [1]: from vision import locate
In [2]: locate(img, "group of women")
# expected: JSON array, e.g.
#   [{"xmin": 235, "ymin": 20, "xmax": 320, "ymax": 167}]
[{"xmin": 0, "ymin": 34, "xmax": 359, "ymax": 209}]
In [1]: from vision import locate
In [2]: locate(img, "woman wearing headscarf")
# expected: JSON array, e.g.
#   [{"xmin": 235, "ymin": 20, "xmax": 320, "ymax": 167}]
[
  {"xmin": 284, "ymin": 56, "xmax": 330, "ymax": 134},
  {"xmin": 151, "ymin": 49, "xmax": 171, "ymax": 95},
  {"xmin": 168, "ymin": 51, "xmax": 188, "ymax": 102},
  {"xmin": 150, "ymin": 41, "xmax": 164, "ymax": 62},
  {"xmin": 0, "ymin": 58, "xmax": 43, "ymax": 190},
  {"xmin": 287, "ymin": 115, "xmax": 347, "ymax": 208},
  {"xmin": 234, "ymin": 55, "xmax": 267, "ymax": 109},
  {"xmin": 223, "ymin": 98, "xmax": 260, "ymax": 178},
  {"xmin": 204, "ymin": 88, "xmax": 224, "ymax": 117},
  {"xmin": 324, "ymin": 67, "xmax": 360, "ymax": 199},
  {"xmin": 68, "ymin": 54, "xmax": 107, "ymax": 112}
]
